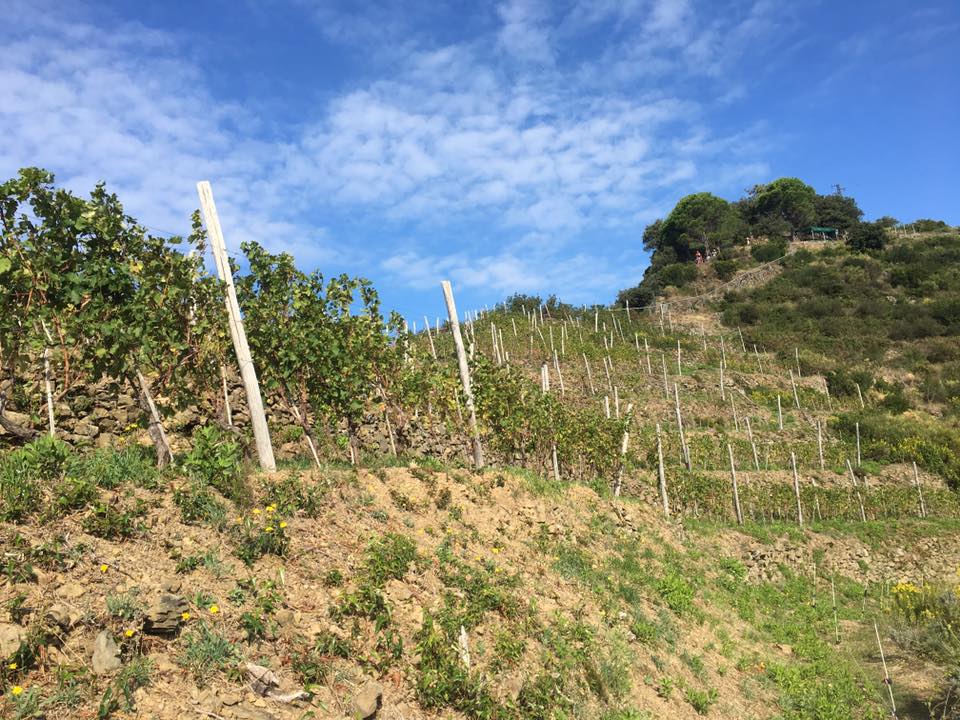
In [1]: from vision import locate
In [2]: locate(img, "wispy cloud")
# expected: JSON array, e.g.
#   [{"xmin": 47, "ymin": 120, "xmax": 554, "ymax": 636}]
[{"xmin": 0, "ymin": 0, "xmax": 779, "ymax": 304}]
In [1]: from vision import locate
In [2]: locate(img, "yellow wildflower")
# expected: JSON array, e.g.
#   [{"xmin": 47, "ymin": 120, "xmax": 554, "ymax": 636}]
[
  {"xmin": 491, "ymin": 547, "xmax": 501, "ymax": 554},
  {"xmin": 181, "ymin": 612, "xmax": 191, "ymax": 621},
  {"xmin": 11, "ymin": 686, "xmax": 23, "ymax": 696},
  {"xmin": 100, "ymin": 564, "xmax": 108, "ymax": 573},
  {"xmin": 209, "ymin": 604, "xmax": 219, "ymax": 614},
  {"xmin": 264, "ymin": 526, "xmax": 274, "ymax": 533},
  {"xmin": 124, "ymin": 629, "xmax": 135, "ymax": 638},
  {"xmin": 252, "ymin": 508, "xmax": 262, "ymax": 515},
  {"xmin": 7, "ymin": 662, "xmax": 16, "ymax": 670},
  {"xmin": 279, "ymin": 521, "xmax": 288, "ymax": 529},
  {"xmin": 266, "ymin": 505, "xmax": 276, "ymax": 513}
]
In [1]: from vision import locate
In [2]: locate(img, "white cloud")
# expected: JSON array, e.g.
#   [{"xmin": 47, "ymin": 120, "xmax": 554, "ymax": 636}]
[{"xmin": 0, "ymin": 0, "xmax": 778, "ymax": 304}]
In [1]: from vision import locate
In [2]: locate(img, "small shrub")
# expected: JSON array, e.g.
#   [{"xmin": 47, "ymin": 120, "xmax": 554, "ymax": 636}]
[
  {"xmin": 178, "ymin": 622, "xmax": 239, "ymax": 685},
  {"xmin": 656, "ymin": 571, "xmax": 695, "ymax": 614},
  {"xmin": 174, "ymin": 480, "xmax": 227, "ymax": 527},
  {"xmin": 82, "ymin": 499, "xmax": 146, "ymax": 540},
  {"xmin": 183, "ymin": 425, "xmax": 248, "ymax": 504},
  {"xmin": 232, "ymin": 510, "xmax": 290, "ymax": 566},
  {"xmin": 713, "ymin": 259, "xmax": 738, "ymax": 281}
]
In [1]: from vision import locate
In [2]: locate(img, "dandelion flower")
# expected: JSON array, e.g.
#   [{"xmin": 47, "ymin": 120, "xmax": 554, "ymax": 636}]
[
  {"xmin": 99, "ymin": 564, "xmax": 108, "ymax": 573},
  {"xmin": 264, "ymin": 526, "xmax": 274, "ymax": 533},
  {"xmin": 252, "ymin": 508, "xmax": 262, "ymax": 515},
  {"xmin": 181, "ymin": 612, "xmax": 191, "ymax": 621},
  {"xmin": 266, "ymin": 505, "xmax": 276, "ymax": 513},
  {"xmin": 209, "ymin": 605, "xmax": 219, "ymax": 614},
  {"xmin": 492, "ymin": 547, "xmax": 501, "ymax": 554},
  {"xmin": 11, "ymin": 686, "xmax": 23, "ymax": 696},
  {"xmin": 7, "ymin": 662, "xmax": 16, "ymax": 670},
  {"xmin": 124, "ymin": 629, "xmax": 135, "ymax": 638},
  {"xmin": 279, "ymin": 521, "xmax": 288, "ymax": 529}
]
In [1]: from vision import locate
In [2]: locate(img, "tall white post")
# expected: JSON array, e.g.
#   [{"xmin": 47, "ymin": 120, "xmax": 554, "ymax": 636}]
[
  {"xmin": 441, "ymin": 281, "xmax": 484, "ymax": 469},
  {"xmin": 197, "ymin": 181, "xmax": 276, "ymax": 471}
]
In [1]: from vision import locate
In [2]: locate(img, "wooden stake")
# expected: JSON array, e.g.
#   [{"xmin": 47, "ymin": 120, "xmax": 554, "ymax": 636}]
[
  {"xmin": 728, "ymin": 443, "xmax": 744, "ymax": 524},
  {"xmin": 424, "ymin": 316, "xmax": 438, "ymax": 360},
  {"xmin": 582, "ymin": 353, "xmax": 596, "ymax": 395},
  {"xmin": 746, "ymin": 417, "xmax": 760, "ymax": 471},
  {"xmin": 831, "ymin": 577, "xmax": 840, "ymax": 644},
  {"xmin": 777, "ymin": 395, "xmax": 783, "ymax": 430},
  {"xmin": 790, "ymin": 369, "xmax": 801, "ymax": 409},
  {"xmin": 912, "ymin": 461, "xmax": 927, "ymax": 518},
  {"xmin": 43, "ymin": 347, "xmax": 55, "ymax": 437},
  {"xmin": 197, "ymin": 181, "xmax": 275, "ymax": 471},
  {"xmin": 661, "ymin": 353, "xmax": 669, "ymax": 399},
  {"xmin": 846, "ymin": 459, "xmax": 867, "ymax": 522},
  {"xmin": 441, "ymin": 280, "xmax": 483, "ymax": 469},
  {"xmin": 817, "ymin": 420, "xmax": 825, "ymax": 470},
  {"xmin": 220, "ymin": 363, "xmax": 233, "ymax": 428},
  {"xmin": 135, "ymin": 370, "xmax": 174, "ymax": 467},
  {"xmin": 795, "ymin": 347, "xmax": 802, "ymax": 378},
  {"xmin": 856, "ymin": 422, "xmax": 861, "ymax": 467},
  {"xmin": 644, "ymin": 338, "xmax": 652, "ymax": 375},
  {"xmin": 656, "ymin": 423, "xmax": 669, "ymax": 517},
  {"xmin": 753, "ymin": 344, "xmax": 763, "ymax": 373},
  {"xmin": 791, "ymin": 451, "xmax": 804, "ymax": 526},
  {"xmin": 873, "ymin": 620, "xmax": 897, "ymax": 717},
  {"xmin": 738, "ymin": 326, "xmax": 747, "ymax": 353},
  {"xmin": 674, "ymin": 383, "xmax": 691, "ymax": 470},
  {"xmin": 613, "ymin": 403, "xmax": 633, "ymax": 497},
  {"xmin": 552, "ymin": 443, "xmax": 561, "ymax": 482},
  {"xmin": 676, "ymin": 339, "xmax": 682, "ymax": 376}
]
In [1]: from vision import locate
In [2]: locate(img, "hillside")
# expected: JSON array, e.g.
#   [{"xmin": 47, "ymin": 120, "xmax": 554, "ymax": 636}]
[{"xmin": 3, "ymin": 171, "xmax": 960, "ymax": 719}]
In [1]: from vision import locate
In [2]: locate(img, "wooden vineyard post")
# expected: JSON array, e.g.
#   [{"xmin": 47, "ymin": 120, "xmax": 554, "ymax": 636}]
[
  {"xmin": 791, "ymin": 451, "xmax": 804, "ymax": 526},
  {"xmin": 197, "ymin": 181, "xmax": 276, "ymax": 471},
  {"xmin": 912, "ymin": 461, "xmax": 927, "ymax": 518},
  {"xmin": 719, "ymin": 361, "xmax": 726, "ymax": 401},
  {"xmin": 674, "ymin": 383, "xmax": 691, "ymax": 470},
  {"xmin": 790, "ymin": 370, "xmax": 801, "ymax": 409},
  {"xmin": 676, "ymin": 339, "xmax": 682, "ymax": 377},
  {"xmin": 795, "ymin": 347, "xmax": 802, "ymax": 378},
  {"xmin": 644, "ymin": 338, "xmax": 652, "ymax": 375},
  {"xmin": 43, "ymin": 347, "xmax": 55, "ymax": 437},
  {"xmin": 753, "ymin": 344, "xmax": 763, "ymax": 373},
  {"xmin": 441, "ymin": 281, "xmax": 484, "ymax": 470},
  {"xmin": 424, "ymin": 316, "xmax": 438, "ymax": 360},
  {"xmin": 661, "ymin": 353, "xmax": 669, "ymax": 398},
  {"xmin": 220, "ymin": 363, "xmax": 233, "ymax": 428},
  {"xmin": 746, "ymin": 416, "xmax": 760, "ymax": 470},
  {"xmin": 552, "ymin": 443, "xmax": 561, "ymax": 482},
  {"xmin": 777, "ymin": 395, "xmax": 784, "ymax": 430},
  {"xmin": 831, "ymin": 577, "xmax": 840, "ymax": 644},
  {"xmin": 728, "ymin": 443, "xmax": 744, "ymax": 525},
  {"xmin": 856, "ymin": 382, "xmax": 865, "ymax": 409},
  {"xmin": 856, "ymin": 421, "xmax": 861, "ymax": 467},
  {"xmin": 136, "ymin": 370, "xmax": 174, "ymax": 467},
  {"xmin": 582, "ymin": 353, "xmax": 596, "ymax": 395},
  {"xmin": 816, "ymin": 420, "xmax": 825, "ymax": 471},
  {"xmin": 738, "ymin": 326, "xmax": 747, "ymax": 353},
  {"xmin": 613, "ymin": 403, "xmax": 634, "ymax": 497},
  {"xmin": 846, "ymin": 459, "xmax": 867, "ymax": 522},
  {"xmin": 874, "ymin": 620, "xmax": 898, "ymax": 717},
  {"xmin": 553, "ymin": 351, "xmax": 565, "ymax": 397},
  {"xmin": 656, "ymin": 423, "xmax": 669, "ymax": 516}
]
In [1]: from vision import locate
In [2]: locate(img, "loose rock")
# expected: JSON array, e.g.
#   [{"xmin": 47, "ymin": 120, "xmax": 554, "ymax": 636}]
[{"xmin": 92, "ymin": 630, "xmax": 122, "ymax": 675}]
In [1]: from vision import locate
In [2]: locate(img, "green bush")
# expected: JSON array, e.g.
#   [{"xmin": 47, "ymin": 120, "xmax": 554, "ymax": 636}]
[
  {"xmin": 658, "ymin": 263, "xmax": 698, "ymax": 288},
  {"xmin": 183, "ymin": 425, "xmax": 248, "ymax": 504},
  {"xmin": 751, "ymin": 239, "xmax": 787, "ymax": 262},
  {"xmin": 713, "ymin": 259, "xmax": 738, "ymax": 281}
]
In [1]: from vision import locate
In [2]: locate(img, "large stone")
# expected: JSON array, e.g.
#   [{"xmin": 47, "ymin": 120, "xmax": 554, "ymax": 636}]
[
  {"xmin": 92, "ymin": 630, "xmax": 121, "ymax": 675},
  {"xmin": 73, "ymin": 420, "xmax": 100, "ymax": 438},
  {"xmin": 144, "ymin": 594, "xmax": 188, "ymax": 634},
  {"xmin": 351, "ymin": 681, "xmax": 383, "ymax": 719},
  {"xmin": 0, "ymin": 623, "xmax": 25, "ymax": 658}
]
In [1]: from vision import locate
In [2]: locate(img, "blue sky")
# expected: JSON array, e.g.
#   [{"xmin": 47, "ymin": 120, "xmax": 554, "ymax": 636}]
[{"xmin": 2, "ymin": 0, "xmax": 958, "ymax": 322}]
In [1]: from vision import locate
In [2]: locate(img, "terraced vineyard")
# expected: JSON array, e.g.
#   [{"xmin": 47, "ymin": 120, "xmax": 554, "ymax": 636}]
[{"xmin": 2, "ymin": 171, "xmax": 959, "ymax": 719}]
